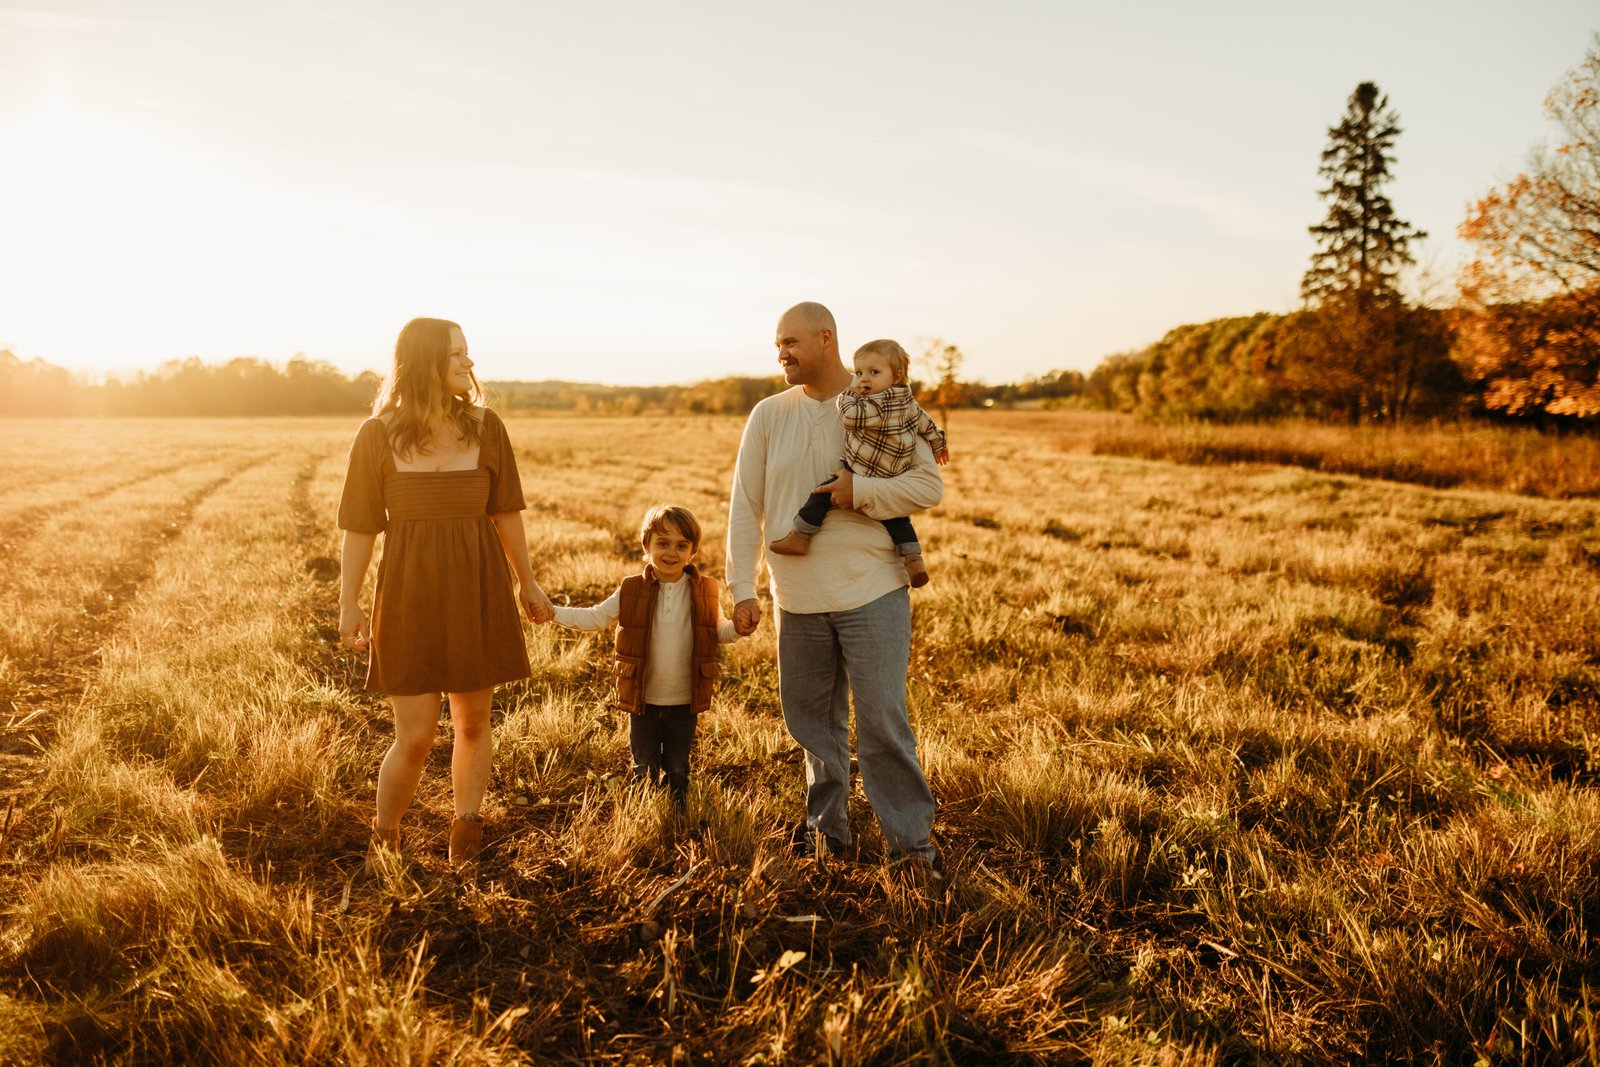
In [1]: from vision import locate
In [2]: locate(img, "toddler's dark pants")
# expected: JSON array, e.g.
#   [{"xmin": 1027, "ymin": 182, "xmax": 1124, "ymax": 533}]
[{"xmin": 795, "ymin": 476, "xmax": 920, "ymax": 554}]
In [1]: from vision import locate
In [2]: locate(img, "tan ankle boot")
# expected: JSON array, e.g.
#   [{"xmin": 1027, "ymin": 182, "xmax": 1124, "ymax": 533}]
[
  {"xmin": 449, "ymin": 815, "xmax": 483, "ymax": 866},
  {"xmin": 903, "ymin": 553, "xmax": 930, "ymax": 588},
  {"xmin": 365, "ymin": 819, "xmax": 401, "ymax": 874},
  {"xmin": 768, "ymin": 530, "xmax": 813, "ymax": 556}
]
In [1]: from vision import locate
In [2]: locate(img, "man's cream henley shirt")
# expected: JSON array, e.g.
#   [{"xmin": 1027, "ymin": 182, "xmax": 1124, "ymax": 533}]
[{"xmin": 726, "ymin": 385, "xmax": 943, "ymax": 615}]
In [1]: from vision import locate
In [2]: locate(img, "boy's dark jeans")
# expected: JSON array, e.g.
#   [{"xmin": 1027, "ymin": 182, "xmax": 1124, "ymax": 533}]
[
  {"xmin": 630, "ymin": 703, "xmax": 697, "ymax": 804},
  {"xmin": 795, "ymin": 476, "xmax": 920, "ymax": 554}
]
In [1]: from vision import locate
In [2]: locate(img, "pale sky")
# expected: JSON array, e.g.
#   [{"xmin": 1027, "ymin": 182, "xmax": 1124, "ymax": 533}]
[{"xmin": 1, "ymin": 1, "xmax": 1595, "ymax": 385}]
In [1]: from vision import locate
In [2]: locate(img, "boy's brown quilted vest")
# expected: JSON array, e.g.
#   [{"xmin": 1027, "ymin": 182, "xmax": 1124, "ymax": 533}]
[{"xmin": 613, "ymin": 564, "xmax": 721, "ymax": 715}]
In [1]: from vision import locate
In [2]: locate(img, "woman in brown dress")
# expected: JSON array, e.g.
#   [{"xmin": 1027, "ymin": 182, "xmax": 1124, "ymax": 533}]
[{"xmin": 337, "ymin": 317, "xmax": 554, "ymax": 866}]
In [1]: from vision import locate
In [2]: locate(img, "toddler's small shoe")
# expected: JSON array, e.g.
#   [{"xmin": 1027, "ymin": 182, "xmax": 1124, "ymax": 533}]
[
  {"xmin": 768, "ymin": 530, "xmax": 813, "ymax": 556},
  {"xmin": 903, "ymin": 552, "xmax": 930, "ymax": 588}
]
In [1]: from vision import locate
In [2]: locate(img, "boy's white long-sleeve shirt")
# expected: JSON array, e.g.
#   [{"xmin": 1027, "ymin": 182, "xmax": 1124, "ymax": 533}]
[
  {"xmin": 554, "ymin": 581, "xmax": 738, "ymax": 706},
  {"xmin": 726, "ymin": 384, "xmax": 943, "ymax": 614}
]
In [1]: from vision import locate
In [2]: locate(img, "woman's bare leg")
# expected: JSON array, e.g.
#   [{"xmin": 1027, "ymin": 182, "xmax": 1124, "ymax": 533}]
[
  {"xmin": 374, "ymin": 692, "xmax": 441, "ymax": 832},
  {"xmin": 447, "ymin": 687, "xmax": 495, "ymax": 818}
]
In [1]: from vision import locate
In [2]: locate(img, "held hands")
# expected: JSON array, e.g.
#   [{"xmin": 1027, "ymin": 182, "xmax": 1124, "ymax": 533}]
[
  {"xmin": 732, "ymin": 598, "xmax": 762, "ymax": 637},
  {"xmin": 811, "ymin": 468, "xmax": 854, "ymax": 510},
  {"xmin": 935, "ymin": 448, "xmax": 950, "ymax": 466},
  {"xmin": 338, "ymin": 603, "xmax": 371, "ymax": 651},
  {"xmin": 520, "ymin": 582, "xmax": 556, "ymax": 625}
]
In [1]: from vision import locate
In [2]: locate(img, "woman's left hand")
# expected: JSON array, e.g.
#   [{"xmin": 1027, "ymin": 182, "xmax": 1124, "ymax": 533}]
[{"xmin": 520, "ymin": 582, "xmax": 555, "ymax": 625}]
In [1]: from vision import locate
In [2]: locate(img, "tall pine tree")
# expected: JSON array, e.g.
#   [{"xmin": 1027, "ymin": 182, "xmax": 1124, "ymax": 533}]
[
  {"xmin": 1303, "ymin": 82, "xmax": 1424, "ymax": 309},
  {"xmin": 1287, "ymin": 82, "xmax": 1451, "ymax": 421}
]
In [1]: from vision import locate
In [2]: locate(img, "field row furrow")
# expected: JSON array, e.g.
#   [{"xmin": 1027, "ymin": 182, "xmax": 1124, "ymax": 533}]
[
  {"xmin": 20, "ymin": 457, "xmax": 255, "ymax": 617},
  {"xmin": 0, "ymin": 454, "xmax": 277, "ymax": 823},
  {"xmin": 0, "ymin": 456, "xmax": 272, "ymax": 663},
  {"xmin": 0, "ymin": 419, "xmax": 281, "ymax": 516},
  {"xmin": 4, "ymin": 445, "xmax": 359, "ymax": 857},
  {"xmin": 0, "ymin": 456, "xmax": 231, "ymax": 575}
]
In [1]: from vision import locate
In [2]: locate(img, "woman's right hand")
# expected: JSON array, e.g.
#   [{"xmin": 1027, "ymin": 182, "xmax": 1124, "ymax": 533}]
[
  {"xmin": 339, "ymin": 603, "xmax": 371, "ymax": 650},
  {"xmin": 520, "ymin": 582, "xmax": 556, "ymax": 625}
]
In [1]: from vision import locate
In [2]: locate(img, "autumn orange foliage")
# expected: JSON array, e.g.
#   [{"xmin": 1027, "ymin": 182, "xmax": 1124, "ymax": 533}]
[{"xmin": 1458, "ymin": 37, "xmax": 1600, "ymax": 418}]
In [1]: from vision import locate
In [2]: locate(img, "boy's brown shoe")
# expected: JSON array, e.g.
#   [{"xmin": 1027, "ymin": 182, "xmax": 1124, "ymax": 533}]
[
  {"xmin": 449, "ymin": 815, "xmax": 483, "ymax": 866},
  {"xmin": 903, "ymin": 553, "xmax": 930, "ymax": 588},
  {"xmin": 768, "ymin": 530, "xmax": 813, "ymax": 556}
]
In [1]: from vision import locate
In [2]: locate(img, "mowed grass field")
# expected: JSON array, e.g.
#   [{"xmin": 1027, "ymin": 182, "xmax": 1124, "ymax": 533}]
[{"xmin": 1, "ymin": 411, "xmax": 1598, "ymax": 1064}]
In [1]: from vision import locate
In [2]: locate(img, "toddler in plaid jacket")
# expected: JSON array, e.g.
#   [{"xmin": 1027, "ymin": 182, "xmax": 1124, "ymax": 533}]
[{"xmin": 769, "ymin": 339, "xmax": 950, "ymax": 587}]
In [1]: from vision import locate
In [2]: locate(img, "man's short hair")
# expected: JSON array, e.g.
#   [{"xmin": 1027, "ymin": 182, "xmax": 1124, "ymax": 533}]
[
  {"xmin": 854, "ymin": 338, "xmax": 911, "ymax": 383},
  {"xmin": 640, "ymin": 503, "xmax": 702, "ymax": 549}
]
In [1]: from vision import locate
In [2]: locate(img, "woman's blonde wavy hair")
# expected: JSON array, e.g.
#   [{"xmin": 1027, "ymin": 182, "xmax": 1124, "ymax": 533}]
[{"xmin": 371, "ymin": 317, "xmax": 483, "ymax": 460}]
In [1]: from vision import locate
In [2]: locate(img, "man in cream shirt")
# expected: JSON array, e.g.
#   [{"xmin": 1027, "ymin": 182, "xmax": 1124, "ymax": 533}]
[{"xmin": 727, "ymin": 301, "xmax": 941, "ymax": 866}]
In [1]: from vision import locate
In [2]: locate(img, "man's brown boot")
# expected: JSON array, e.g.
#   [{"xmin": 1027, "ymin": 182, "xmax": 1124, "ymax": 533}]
[
  {"xmin": 449, "ymin": 815, "xmax": 484, "ymax": 866},
  {"xmin": 768, "ymin": 530, "xmax": 813, "ymax": 556},
  {"xmin": 903, "ymin": 553, "xmax": 930, "ymax": 588}
]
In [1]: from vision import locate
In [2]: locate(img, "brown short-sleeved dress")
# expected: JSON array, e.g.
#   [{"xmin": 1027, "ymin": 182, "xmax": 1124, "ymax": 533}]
[{"xmin": 336, "ymin": 408, "xmax": 532, "ymax": 695}]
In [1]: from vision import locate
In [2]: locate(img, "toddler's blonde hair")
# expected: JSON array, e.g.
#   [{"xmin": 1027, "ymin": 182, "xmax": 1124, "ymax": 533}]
[{"xmin": 853, "ymin": 339, "xmax": 911, "ymax": 384}]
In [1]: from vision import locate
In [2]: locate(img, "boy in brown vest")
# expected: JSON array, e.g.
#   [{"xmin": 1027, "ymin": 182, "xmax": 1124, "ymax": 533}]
[{"xmin": 552, "ymin": 504, "xmax": 740, "ymax": 805}]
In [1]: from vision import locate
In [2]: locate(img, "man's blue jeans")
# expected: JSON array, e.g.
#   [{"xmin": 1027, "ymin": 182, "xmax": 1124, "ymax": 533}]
[{"xmin": 777, "ymin": 586, "xmax": 935, "ymax": 859}]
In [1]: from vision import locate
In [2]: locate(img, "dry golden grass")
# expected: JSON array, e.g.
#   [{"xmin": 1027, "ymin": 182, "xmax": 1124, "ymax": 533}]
[
  {"xmin": 1084, "ymin": 412, "xmax": 1600, "ymax": 499},
  {"xmin": 1, "ymin": 410, "xmax": 1597, "ymax": 1064}
]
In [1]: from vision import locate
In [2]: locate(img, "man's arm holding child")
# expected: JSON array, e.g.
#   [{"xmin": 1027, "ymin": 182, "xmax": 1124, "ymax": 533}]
[{"xmin": 851, "ymin": 434, "xmax": 943, "ymax": 520}]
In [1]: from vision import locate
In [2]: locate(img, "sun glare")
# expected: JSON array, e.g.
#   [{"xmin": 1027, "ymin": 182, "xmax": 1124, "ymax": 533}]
[{"xmin": 1, "ymin": 101, "xmax": 329, "ymax": 373}]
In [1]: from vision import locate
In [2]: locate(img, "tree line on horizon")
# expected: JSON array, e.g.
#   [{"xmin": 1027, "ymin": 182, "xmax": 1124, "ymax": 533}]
[
  {"xmin": 4, "ymin": 40, "xmax": 1595, "ymax": 426},
  {"xmin": 0, "ymin": 347, "xmax": 1032, "ymax": 420},
  {"xmin": 0, "ymin": 349, "xmax": 806, "ymax": 419}
]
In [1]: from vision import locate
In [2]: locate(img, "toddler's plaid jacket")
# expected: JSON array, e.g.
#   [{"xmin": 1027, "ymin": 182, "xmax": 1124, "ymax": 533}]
[{"xmin": 837, "ymin": 385, "xmax": 948, "ymax": 477}]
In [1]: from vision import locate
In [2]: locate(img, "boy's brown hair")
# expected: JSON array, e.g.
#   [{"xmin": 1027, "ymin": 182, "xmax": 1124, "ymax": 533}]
[
  {"xmin": 639, "ymin": 504, "xmax": 702, "ymax": 550},
  {"xmin": 853, "ymin": 338, "xmax": 911, "ymax": 384}
]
